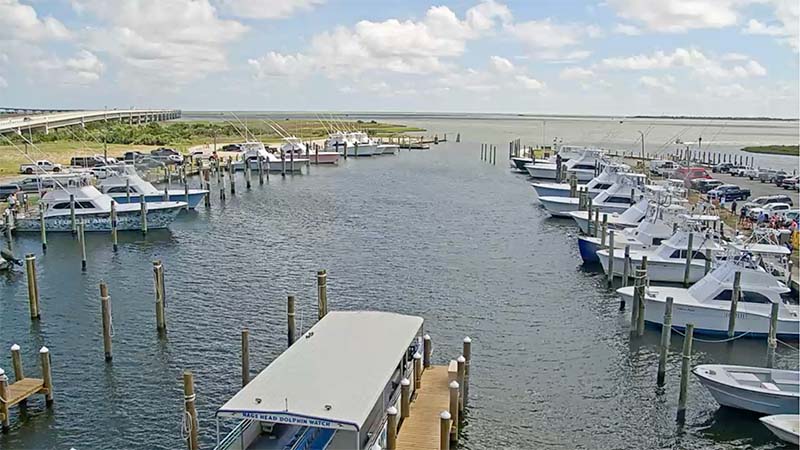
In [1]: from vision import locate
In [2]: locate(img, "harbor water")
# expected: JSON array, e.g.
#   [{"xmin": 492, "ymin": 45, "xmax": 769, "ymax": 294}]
[{"xmin": 1, "ymin": 120, "xmax": 798, "ymax": 449}]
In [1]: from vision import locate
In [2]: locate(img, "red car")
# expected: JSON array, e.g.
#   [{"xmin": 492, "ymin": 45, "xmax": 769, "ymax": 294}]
[{"xmin": 674, "ymin": 167, "xmax": 711, "ymax": 187}]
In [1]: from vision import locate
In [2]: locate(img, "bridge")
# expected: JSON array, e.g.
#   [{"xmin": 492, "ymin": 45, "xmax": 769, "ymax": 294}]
[{"xmin": 0, "ymin": 109, "xmax": 181, "ymax": 135}]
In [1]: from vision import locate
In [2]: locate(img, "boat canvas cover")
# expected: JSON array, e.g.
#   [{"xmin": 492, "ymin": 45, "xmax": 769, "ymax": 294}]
[{"xmin": 217, "ymin": 311, "xmax": 423, "ymax": 431}]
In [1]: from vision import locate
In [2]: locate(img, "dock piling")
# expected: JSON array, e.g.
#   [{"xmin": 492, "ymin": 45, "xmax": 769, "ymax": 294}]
[
  {"xmin": 153, "ymin": 261, "xmax": 166, "ymax": 332},
  {"xmin": 682, "ymin": 232, "xmax": 694, "ymax": 287},
  {"xmin": 387, "ymin": 407, "xmax": 398, "ymax": 450},
  {"xmin": 439, "ymin": 411, "xmax": 451, "ymax": 450},
  {"xmin": 463, "ymin": 337, "xmax": 471, "ymax": 407},
  {"xmin": 69, "ymin": 194, "xmax": 76, "ymax": 235},
  {"xmin": 0, "ymin": 369, "xmax": 8, "ymax": 432},
  {"xmin": 677, "ymin": 324, "xmax": 694, "ymax": 422},
  {"xmin": 182, "ymin": 371, "xmax": 199, "ymax": 450},
  {"xmin": 39, "ymin": 203, "xmax": 47, "ymax": 251},
  {"xmin": 622, "ymin": 245, "xmax": 631, "ymax": 290},
  {"xmin": 140, "ymin": 195, "xmax": 148, "ymax": 235},
  {"xmin": 241, "ymin": 329, "xmax": 250, "ymax": 387},
  {"xmin": 766, "ymin": 302, "xmax": 779, "ymax": 368},
  {"xmin": 448, "ymin": 381, "xmax": 459, "ymax": 441},
  {"xmin": 413, "ymin": 352, "xmax": 422, "ymax": 389},
  {"xmin": 423, "ymin": 334, "xmax": 432, "ymax": 368},
  {"xmin": 287, "ymin": 295, "xmax": 296, "ymax": 347},
  {"xmin": 245, "ymin": 161, "xmax": 252, "ymax": 190},
  {"xmin": 10, "ymin": 345, "xmax": 23, "ymax": 382},
  {"xmin": 727, "ymin": 271, "xmax": 741, "ymax": 338},
  {"xmin": 100, "ymin": 282, "xmax": 113, "ymax": 361},
  {"xmin": 400, "ymin": 378, "xmax": 410, "ymax": 419},
  {"xmin": 24, "ymin": 254, "xmax": 40, "ymax": 319},
  {"xmin": 229, "ymin": 160, "xmax": 236, "ymax": 195},
  {"xmin": 607, "ymin": 231, "xmax": 615, "ymax": 288},
  {"xmin": 704, "ymin": 248, "xmax": 711, "ymax": 275},
  {"xmin": 317, "ymin": 269, "xmax": 328, "ymax": 320},
  {"xmin": 600, "ymin": 214, "xmax": 608, "ymax": 248},
  {"xmin": 456, "ymin": 356, "xmax": 465, "ymax": 411},
  {"xmin": 258, "ymin": 155, "xmax": 264, "ymax": 185},
  {"xmin": 79, "ymin": 221, "xmax": 87, "ymax": 271},
  {"xmin": 111, "ymin": 201, "xmax": 118, "ymax": 252},
  {"xmin": 656, "ymin": 296, "xmax": 674, "ymax": 386}
]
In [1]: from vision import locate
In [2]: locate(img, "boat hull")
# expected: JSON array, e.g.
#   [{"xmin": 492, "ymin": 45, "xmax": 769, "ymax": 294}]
[
  {"xmin": 14, "ymin": 207, "xmax": 184, "ymax": 232},
  {"xmin": 693, "ymin": 370, "xmax": 800, "ymax": 415},
  {"xmin": 598, "ymin": 250, "xmax": 709, "ymax": 283},
  {"xmin": 308, "ymin": 152, "xmax": 340, "ymax": 164},
  {"xmin": 110, "ymin": 190, "xmax": 207, "ymax": 209},
  {"xmin": 376, "ymin": 145, "xmax": 398, "ymax": 155},
  {"xmin": 570, "ymin": 211, "xmax": 640, "ymax": 234},
  {"xmin": 531, "ymin": 183, "xmax": 598, "ymax": 199},
  {"xmin": 578, "ymin": 237, "xmax": 601, "ymax": 263},
  {"xmin": 511, "ymin": 157, "xmax": 532, "ymax": 171},
  {"xmin": 568, "ymin": 169, "xmax": 597, "ymax": 182},
  {"xmin": 346, "ymin": 144, "xmax": 377, "ymax": 156},
  {"xmin": 526, "ymin": 163, "xmax": 557, "ymax": 179},
  {"xmin": 760, "ymin": 415, "xmax": 800, "ymax": 445}
]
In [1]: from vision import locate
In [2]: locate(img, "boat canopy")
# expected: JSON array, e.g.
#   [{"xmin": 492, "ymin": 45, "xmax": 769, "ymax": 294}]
[
  {"xmin": 217, "ymin": 311, "xmax": 423, "ymax": 431},
  {"xmin": 732, "ymin": 243, "xmax": 791, "ymax": 255}
]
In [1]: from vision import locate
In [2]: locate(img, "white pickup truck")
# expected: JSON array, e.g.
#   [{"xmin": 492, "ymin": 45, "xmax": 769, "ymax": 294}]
[{"xmin": 19, "ymin": 160, "xmax": 63, "ymax": 174}]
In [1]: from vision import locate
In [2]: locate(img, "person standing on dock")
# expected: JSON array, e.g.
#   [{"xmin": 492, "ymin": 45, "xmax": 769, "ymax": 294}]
[{"xmin": 7, "ymin": 192, "xmax": 17, "ymax": 217}]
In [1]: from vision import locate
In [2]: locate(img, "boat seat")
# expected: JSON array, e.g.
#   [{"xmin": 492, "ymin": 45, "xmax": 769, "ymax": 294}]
[{"xmin": 761, "ymin": 382, "xmax": 780, "ymax": 391}]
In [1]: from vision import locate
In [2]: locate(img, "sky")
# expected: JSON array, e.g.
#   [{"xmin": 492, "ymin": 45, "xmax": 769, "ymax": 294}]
[{"xmin": 0, "ymin": 0, "xmax": 798, "ymax": 117}]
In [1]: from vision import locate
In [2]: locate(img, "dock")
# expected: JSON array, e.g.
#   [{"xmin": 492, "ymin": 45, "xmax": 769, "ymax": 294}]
[{"xmin": 396, "ymin": 365, "xmax": 451, "ymax": 450}]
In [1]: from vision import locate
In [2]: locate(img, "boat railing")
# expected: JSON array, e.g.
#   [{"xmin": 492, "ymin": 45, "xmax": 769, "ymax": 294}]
[{"xmin": 215, "ymin": 419, "xmax": 257, "ymax": 450}]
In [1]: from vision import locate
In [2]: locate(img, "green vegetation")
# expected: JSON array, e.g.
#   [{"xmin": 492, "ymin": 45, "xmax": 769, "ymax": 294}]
[
  {"xmin": 0, "ymin": 119, "xmax": 425, "ymax": 177},
  {"xmin": 741, "ymin": 145, "xmax": 800, "ymax": 156}
]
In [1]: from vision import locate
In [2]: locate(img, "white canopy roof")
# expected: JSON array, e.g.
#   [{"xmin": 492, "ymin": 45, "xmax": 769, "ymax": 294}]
[{"xmin": 217, "ymin": 311, "xmax": 423, "ymax": 431}]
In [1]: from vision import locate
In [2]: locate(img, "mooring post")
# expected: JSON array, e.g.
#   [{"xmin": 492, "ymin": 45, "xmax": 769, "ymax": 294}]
[
  {"xmin": 140, "ymin": 195, "xmax": 148, "ymax": 235},
  {"xmin": 600, "ymin": 214, "xmax": 608, "ymax": 248},
  {"xmin": 110, "ymin": 201, "xmax": 118, "ymax": 252},
  {"xmin": 24, "ymin": 254, "xmax": 40, "ymax": 319},
  {"xmin": 657, "ymin": 296, "xmax": 674, "ymax": 386},
  {"xmin": 79, "ymin": 221, "xmax": 87, "ymax": 271},
  {"xmin": 440, "ymin": 411, "xmax": 451, "ymax": 450},
  {"xmin": 153, "ymin": 261, "xmax": 166, "ymax": 332},
  {"xmin": 456, "ymin": 355, "xmax": 466, "ymax": 411},
  {"xmin": 281, "ymin": 151, "xmax": 286, "ymax": 177},
  {"xmin": 287, "ymin": 295, "xmax": 296, "ymax": 347},
  {"xmin": 245, "ymin": 160, "xmax": 252, "ymax": 190},
  {"xmin": 448, "ymin": 380, "xmax": 459, "ymax": 441},
  {"xmin": 766, "ymin": 302, "xmax": 779, "ymax": 368},
  {"xmin": 258, "ymin": 155, "xmax": 264, "ymax": 185},
  {"xmin": 423, "ymin": 334, "xmax": 432, "ymax": 368},
  {"xmin": 593, "ymin": 208, "xmax": 601, "ymax": 238},
  {"xmin": 10, "ymin": 345, "xmax": 23, "ymax": 382},
  {"xmin": 586, "ymin": 196, "xmax": 593, "ymax": 233},
  {"xmin": 241, "ymin": 328, "xmax": 250, "ymax": 387},
  {"xmin": 677, "ymin": 324, "xmax": 694, "ymax": 422},
  {"xmin": 704, "ymin": 248, "xmax": 712, "ymax": 275},
  {"xmin": 183, "ymin": 370, "xmax": 199, "ymax": 450},
  {"xmin": 413, "ymin": 352, "xmax": 422, "ymax": 389},
  {"xmin": 100, "ymin": 282, "xmax": 113, "ymax": 361},
  {"xmin": 290, "ymin": 149, "xmax": 295, "ymax": 173},
  {"xmin": 69, "ymin": 194, "xmax": 77, "ymax": 235},
  {"xmin": 39, "ymin": 202, "xmax": 47, "ymax": 251},
  {"xmin": 637, "ymin": 265, "xmax": 647, "ymax": 336},
  {"xmin": 0, "ymin": 369, "xmax": 9, "ymax": 433},
  {"xmin": 229, "ymin": 160, "xmax": 236, "ymax": 195},
  {"xmin": 183, "ymin": 180, "xmax": 190, "ymax": 210},
  {"xmin": 462, "ymin": 337, "xmax": 471, "ymax": 407},
  {"xmin": 607, "ymin": 231, "xmax": 615, "ymax": 288},
  {"xmin": 727, "ymin": 271, "xmax": 741, "ymax": 338},
  {"xmin": 400, "ymin": 378, "xmax": 410, "ymax": 419},
  {"xmin": 630, "ymin": 269, "xmax": 641, "ymax": 329},
  {"xmin": 622, "ymin": 245, "xmax": 631, "ymax": 288},
  {"xmin": 317, "ymin": 269, "xmax": 328, "ymax": 320},
  {"xmin": 386, "ymin": 406, "xmax": 398, "ymax": 450},
  {"xmin": 683, "ymin": 232, "xmax": 694, "ymax": 287},
  {"xmin": 219, "ymin": 173, "xmax": 226, "ymax": 201}
]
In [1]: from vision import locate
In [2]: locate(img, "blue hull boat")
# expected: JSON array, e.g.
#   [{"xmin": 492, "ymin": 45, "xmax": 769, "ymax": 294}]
[{"xmin": 578, "ymin": 236, "xmax": 600, "ymax": 263}]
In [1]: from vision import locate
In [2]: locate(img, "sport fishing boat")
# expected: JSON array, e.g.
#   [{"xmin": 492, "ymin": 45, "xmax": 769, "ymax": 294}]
[
  {"xmin": 597, "ymin": 229, "xmax": 724, "ymax": 283},
  {"xmin": 577, "ymin": 209, "xmax": 674, "ymax": 263},
  {"xmin": 239, "ymin": 141, "xmax": 307, "ymax": 172},
  {"xmin": 531, "ymin": 163, "xmax": 629, "ymax": 199},
  {"xmin": 540, "ymin": 176, "xmax": 645, "ymax": 218},
  {"xmin": 525, "ymin": 148, "xmax": 605, "ymax": 180},
  {"xmin": 376, "ymin": 143, "xmax": 399, "ymax": 155},
  {"xmin": 281, "ymin": 137, "xmax": 339, "ymax": 164},
  {"xmin": 349, "ymin": 131, "xmax": 379, "ymax": 156},
  {"xmin": 616, "ymin": 257, "xmax": 800, "ymax": 338},
  {"xmin": 693, "ymin": 365, "xmax": 799, "ymax": 415},
  {"xmin": 13, "ymin": 185, "xmax": 185, "ymax": 232},
  {"xmin": 213, "ymin": 311, "xmax": 424, "ymax": 450},
  {"xmin": 99, "ymin": 166, "xmax": 208, "ymax": 209},
  {"xmin": 570, "ymin": 197, "xmax": 652, "ymax": 234},
  {"xmin": 515, "ymin": 146, "xmax": 584, "ymax": 174}
]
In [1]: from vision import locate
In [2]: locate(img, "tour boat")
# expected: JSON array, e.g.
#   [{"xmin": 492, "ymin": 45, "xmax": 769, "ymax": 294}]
[
  {"xmin": 531, "ymin": 163, "xmax": 630, "ymax": 199},
  {"xmin": 214, "ymin": 311, "xmax": 424, "ymax": 450},
  {"xmin": 693, "ymin": 365, "xmax": 799, "ymax": 415},
  {"xmin": 597, "ymin": 229, "xmax": 724, "ymax": 283},
  {"xmin": 539, "ymin": 177, "xmax": 645, "ymax": 218},
  {"xmin": 525, "ymin": 148, "xmax": 605, "ymax": 180},
  {"xmin": 570, "ymin": 197, "xmax": 651, "ymax": 234},
  {"xmin": 281, "ymin": 137, "xmax": 339, "ymax": 164},
  {"xmin": 760, "ymin": 415, "xmax": 800, "ymax": 445},
  {"xmin": 615, "ymin": 258, "xmax": 800, "ymax": 338},
  {"xmin": 99, "ymin": 166, "xmax": 208, "ymax": 209},
  {"xmin": 13, "ymin": 185, "xmax": 185, "ymax": 232}
]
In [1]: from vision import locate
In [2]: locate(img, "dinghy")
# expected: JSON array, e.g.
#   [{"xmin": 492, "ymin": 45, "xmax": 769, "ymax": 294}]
[
  {"xmin": 693, "ymin": 364, "xmax": 799, "ymax": 415},
  {"xmin": 760, "ymin": 415, "xmax": 800, "ymax": 446}
]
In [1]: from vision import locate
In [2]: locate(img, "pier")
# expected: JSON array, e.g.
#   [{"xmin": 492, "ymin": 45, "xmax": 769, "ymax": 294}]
[{"xmin": 395, "ymin": 365, "xmax": 450, "ymax": 450}]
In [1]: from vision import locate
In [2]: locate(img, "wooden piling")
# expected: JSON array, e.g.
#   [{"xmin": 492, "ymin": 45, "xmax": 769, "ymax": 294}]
[
  {"xmin": 10, "ymin": 345, "xmax": 22, "ymax": 382},
  {"xmin": 413, "ymin": 352, "xmax": 423, "ymax": 389},
  {"xmin": 423, "ymin": 334, "xmax": 432, "ymax": 368},
  {"xmin": 245, "ymin": 161, "xmax": 252, "ymax": 189},
  {"xmin": 183, "ymin": 180, "xmax": 190, "ymax": 210},
  {"xmin": 727, "ymin": 271, "xmax": 741, "ymax": 338},
  {"xmin": 153, "ymin": 261, "xmax": 166, "ymax": 332},
  {"xmin": 25, "ymin": 254, "xmax": 40, "ymax": 319},
  {"xmin": 290, "ymin": 149, "xmax": 295, "ymax": 173},
  {"xmin": 140, "ymin": 195, "xmax": 148, "ymax": 234},
  {"xmin": 229, "ymin": 160, "xmax": 236, "ymax": 195},
  {"xmin": 456, "ymin": 356, "xmax": 465, "ymax": 411},
  {"xmin": 317, "ymin": 269, "xmax": 328, "ymax": 320},
  {"xmin": 400, "ymin": 378, "xmax": 410, "ymax": 419},
  {"xmin": 636, "ymin": 269, "xmax": 647, "ymax": 336},
  {"xmin": 593, "ymin": 207, "xmax": 600, "ymax": 238},
  {"xmin": 258, "ymin": 155, "xmax": 264, "ymax": 185},
  {"xmin": 110, "ymin": 201, "xmax": 118, "ymax": 251},
  {"xmin": 241, "ymin": 329, "xmax": 250, "ymax": 387},
  {"xmin": 439, "ymin": 411, "xmax": 451, "ymax": 450},
  {"xmin": 622, "ymin": 245, "xmax": 631, "ymax": 288},
  {"xmin": 79, "ymin": 221, "xmax": 87, "ymax": 271},
  {"xmin": 39, "ymin": 202, "xmax": 47, "ymax": 251},
  {"xmin": 704, "ymin": 248, "xmax": 711, "ymax": 275},
  {"xmin": 69, "ymin": 194, "xmax": 77, "ymax": 235},
  {"xmin": 448, "ymin": 380, "xmax": 459, "ymax": 440},
  {"xmin": 677, "ymin": 324, "xmax": 694, "ymax": 422},
  {"xmin": 766, "ymin": 302, "xmax": 779, "ymax": 368},
  {"xmin": 630, "ymin": 269, "xmax": 640, "ymax": 329},
  {"xmin": 387, "ymin": 406, "xmax": 398, "ymax": 450},
  {"xmin": 607, "ymin": 231, "xmax": 615, "ymax": 288},
  {"xmin": 600, "ymin": 214, "xmax": 608, "ymax": 247},
  {"xmin": 281, "ymin": 151, "xmax": 286, "ymax": 177},
  {"xmin": 100, "ymin": 282, "xmax": 113, "ymax": 361},
  {"xmin": 683, "ymin": 232, "xmax": 694, "ymax": 287},
  {"xmin": 287, "ymin": 295, "xmax": 297, "ymax": 347},
  {"xmin": 656, "ymin": 296, "xmax": 674, "ymax": 386},
  {"xmin": 183, "ymin": 371, "xmax": 199, "ymax": 450},
  {"xmin": 0, "ymin": 369, "xmax": 8, "ymax": 432},
  {"xmin": 462, "ymin": 337, "xmax": 471, "ymax": 407}
]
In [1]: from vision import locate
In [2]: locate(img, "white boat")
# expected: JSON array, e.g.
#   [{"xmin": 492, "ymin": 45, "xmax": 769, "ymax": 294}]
[
  {"xmin": 597, "ymin": 229, "xmax": 724, "ymax": 283},
  {"xmin": 531, "ymin": 163, "xmax": 630, "ymax": 199},
  {"xmin": 570, "ymin": 197, "xmax": 652, "ymax": 234},
  {"xmin": 214, "ymin": 311, "xmax": 424, "ymax": 450},
  {"xmin": 616, "ymin": 258, "xmax": 800, "ymax": 337},
  {"xmin": 238, "ymin": 141, "xmax": 307, "ymax": 172},
  {"xmin": 14, "ymin": 185, "xmax": 185, "ymax": 232},
  {"xmin": 692, "ymin": 365, "xmax": 799, "ymax": 414},
  {"xmin": 98, "ymin": 165, "xmax": 208, "ymax": 209},
  {"xmin": 281, "ymin": 137, "xmax": 339, "ymax": 164},
  {"xmin": 578, "ymin": 209, "xmax": 675, "ymax": 263},
  {"xmin": 349, "ymin": 131, "xmax": 379, "ymax": 156},
  {"xmin": 510, "ymin": 156, "xmax": 533, "ymax": 172},
  {"xmin": 376, "ymin": 143, "xmax": 399, "ymax": 155},
  {"xmin": 540, "ymin": 176, "xmax": 645, "ymax": 218},
  {"xmin": 760, "ymin": 415, "xmax": 800, "ymax": 445},
  {"xmin": 525, "ymin": 148, "xmax": 605, "ymax": 180}
]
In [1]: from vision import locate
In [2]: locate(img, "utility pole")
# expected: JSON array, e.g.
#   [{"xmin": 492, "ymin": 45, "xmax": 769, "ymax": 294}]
[{"xmin": 637, "ymin": 130, "xmax": 645, "ymax": 159}]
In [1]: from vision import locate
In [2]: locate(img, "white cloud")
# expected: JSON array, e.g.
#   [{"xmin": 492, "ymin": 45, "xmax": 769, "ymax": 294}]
[
  {"xmin": 706, "ymin": 83, "xmax": 748, "ymax": 98},
  {"xmin": 607, "ymin": 0, "xmax": 739, "ymax": 32},
  {"xmin": 722, "ymin": 52, "xmax": 749, "ymax": 61},
  {"xmin": 601, "ymin": 48, "xmax": 767, "ymax": 79},
  {"xmin": 0, "ymin": 0, "xmax": 71, "ymax": 42},
  {"xmin": 32, "ymin": 49, "xmax": 105, "ymax": 84},
  {"xmin": 508, "ymin": 19, "xmax": 584, "ymax": 49},
  {"xmin": 639, "ymin": 75, "xmax": 675, "ymax": 93},
  {"xmin": 248, "ymin": 51, "xmax": 308, "ymax": 78},
  {"xmin": 613, "ymin": 23, "xmax": 641, "ymax": 35},
  {"xmin": 559, "ymin": 66, "xmax": 594, "ymax": 80},
  {"xmin": 743, "ymin": 18, "xmax": 785, "ymax": 36},
  {"xmin": 515, "ymin": 74, "xmax": 544, "ymax": 90},
  {"xmin": 215, "ymin": 0, "xmax": 325, "ymax": 19},
  {"xmin": 73, "ymin": 0, "xmax": 248, "ymax": 85},
  {"xmin": 489, "ymin": 56, "xmax": 514, "ymax": 73},
  {"xmin": 741, "ymin": 1, "xmax": 799, "ymax": 50}
]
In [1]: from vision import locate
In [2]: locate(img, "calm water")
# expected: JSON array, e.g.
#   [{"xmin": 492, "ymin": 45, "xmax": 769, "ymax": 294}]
[{"xmin": 1, "ymin": 138, "xmax": 798, "ymax": 450}]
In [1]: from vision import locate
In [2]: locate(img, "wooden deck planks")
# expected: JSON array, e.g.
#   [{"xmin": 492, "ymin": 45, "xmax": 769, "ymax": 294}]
[
  {"xmin": 396, "ymin": 365, "xmax": 451, "ymax": 450},
  {"xmin": 6, "ymin": 378, "xmax": 44, "ymax": 407}
]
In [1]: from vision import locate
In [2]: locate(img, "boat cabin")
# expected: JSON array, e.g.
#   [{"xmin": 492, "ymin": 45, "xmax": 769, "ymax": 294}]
[
  {"xmin": 215, "ymin": 311, "xmax": 424, "ymax": 450},
  {"xmin": 40, "ymin": 186, "xmax": 113, "ymax": 216},
  {"xmin": 99, "ymin": 166, "xmax": 162, "ymax": 196}
]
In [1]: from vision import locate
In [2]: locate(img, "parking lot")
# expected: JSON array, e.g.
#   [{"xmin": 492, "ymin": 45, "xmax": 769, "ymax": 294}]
[{"xmin": 711, "ymin": 171, "xmax": 799, "ymax": 203}]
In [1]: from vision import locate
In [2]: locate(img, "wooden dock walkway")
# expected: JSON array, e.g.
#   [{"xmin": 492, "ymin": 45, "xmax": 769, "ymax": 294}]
[{"xmin": 396, "ymin": 365, "xmax": 451, "ymax": 450}]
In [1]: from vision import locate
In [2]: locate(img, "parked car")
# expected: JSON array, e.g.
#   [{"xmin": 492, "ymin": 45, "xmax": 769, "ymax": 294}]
[
  {"xmin": 123, "ymin": 151, "xmax": 146, "ymax": 162},
  {"xmin": 758, "ymin": 169, "xmax": 783, "ymax": 183},
  {"xmin": 729, "ymin": 166, "xmax": 748, "ymax": 176},
  {"xmin": 0, "ymin": 184, "xmax": 21, "ymax": 201},
  {"xmin": 674, "ymin": 166, "xmax": 711, "ymax": 188},
  {"xmin": 694, "ymin": 179, "xmax": 724, "ymax": 193},
  {"xmin": 781, "ymin": 176, "xmax": 798, "ymax": 189},
  {"xmin": 741, "ymin": 194, "xmax": 795, "ymax": 216},
  {"xmin": 771, "ymin": 171, "xmax": 790, "ymax": 185},
  {"xmin": 70, "ymin": 155, "xmax": 107, "ymax": 168},
  {"xmin": 712, "ymin": 163, "xmax": 733, "ymax": 173},
  {"xmin": 19, "ymin": 160, "xmax": 62, "ymax": 174},
  {"xmin": 748, "ymin": 202, "xmax": 792, "ymax": 220},
  {"xmin": 742, "ymin": 168, "xmax": 759, "ymax": 180},
  {"xmin": 708, "ymin": 184, "xmax": 751, "ymax": 201},
  {"xmin": 17, "ymin": 177, "xmax": 56, "ymax": 193},
  {"xmin": 150, "ymin": 147, "xmax": 184, "ymax": 164},
  {"xmin": 221, "ymin": 144, "xmax": 243, "ymax": 152},
  {"xmin": 778, "ymin": 209, "xmax": 800, "ymax": 226}
]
